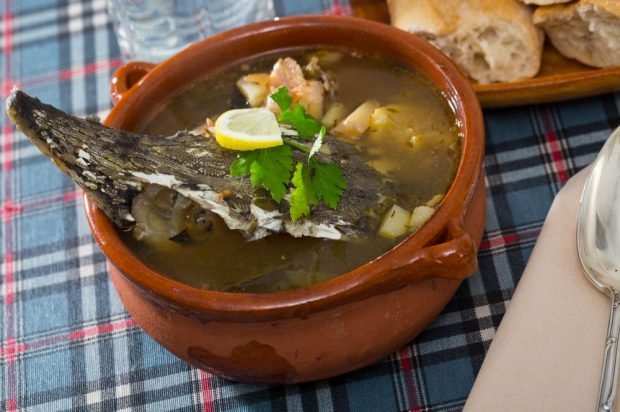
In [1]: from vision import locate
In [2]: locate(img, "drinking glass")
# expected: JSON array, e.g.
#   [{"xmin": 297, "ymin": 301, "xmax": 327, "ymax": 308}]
[{"xmin": 107, "ymin": 0, "xmax": 275, "ymax": 62}]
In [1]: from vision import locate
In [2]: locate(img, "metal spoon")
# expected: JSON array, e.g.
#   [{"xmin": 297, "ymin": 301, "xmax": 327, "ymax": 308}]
[{"xmin": 577, "ymin": 126, "xmax": 620, "ymax": 412}]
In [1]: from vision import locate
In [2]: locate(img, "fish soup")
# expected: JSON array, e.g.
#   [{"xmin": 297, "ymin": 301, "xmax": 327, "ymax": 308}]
[{"xmin": 119, "ymin": 50, "xmax": 461, "ymax": 292}]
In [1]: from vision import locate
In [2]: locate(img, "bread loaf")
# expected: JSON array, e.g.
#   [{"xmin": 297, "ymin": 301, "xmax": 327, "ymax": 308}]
[
  {"xmin": 520, "ymin": 0, "xmax": 572, "ymax": 5},
  {"xmin": 388, "ymin": 0, "xmax": 544, "ymax": 83},
  {"xmin": 533, "ymin": 0, "xmax": 620, "ymax": 68}
]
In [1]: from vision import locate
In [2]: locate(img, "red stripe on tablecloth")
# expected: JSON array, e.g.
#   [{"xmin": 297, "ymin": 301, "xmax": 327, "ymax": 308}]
[
  {"xmin": 5, "ymin": 399, "xmax": 17, "ymax": 412},
  {"xmin": 199, "ymin": 371, "xmax": 214, "ymax": 412},
  {"xmin": 0, "ymin": 189, "xmax": 81, "ymax": 220},
  {"xmin": 2, "ymin": 3, "xmax": 17, "ymax": 411},
  {"xmin": 397, "ymin": 346, "xmax": 420, "ymax": 410},
  {"xmin": 1, "ymin": 334, "xmax": 62, "ymax": 356},
  {"xmin": 545, "ymin": 130, "xmax": 569, "ymax": 184},
  {"xmin": 0, "ymin": 58, "xmax": 121, "ymax": 97},
  {"xmin": 0, "ymin": 1, "xmax": 13, "ymax": 100},
  {"xmin": 2, "ymin": 121, "xmax": 13, "ymax": 172},
  {"xmin": 479, "ymin": 229, "xmax": 541, "ymax": 251},
  {"xmin": 21, "ymin": 189, "xmax": 81, "ymax": 210},
  {"xmin": 480, "ymin": 233, "xmax": 518, "ymax": 251},
  {"xmin": 62, "ymin": 190, "xmax": 82, "ymax": 201},
  {"xmin": 325, "ymin": 1, "xmax": 351, "ymax": 15},
  {"xmin": 0, "ymin": 318, "xmax": 137, "ymax": 359},
  {"xmin": 58, "ymin": 58, "xmax": 122, "ymax": 81},
  {"xmin": 541, "ymin": 111, "xmax": 569, "ymax": 184},
  {"xmin": 3, "ymin": 251, "xmax": 15, "ymax": 305},
  {"xmin": 0, "ymin": 199, "xmax": 23, "ymax": 222},
  {"xmin": 0, "ymin": 1, "xmax": 15, "ymax": 167},
  {"xmin": 0, "ymin": 338, "xmax": 27, "ymax": 361},
  {"xmin": 69, "ymin": 318, "xmax": 137, "ymax": 341}
]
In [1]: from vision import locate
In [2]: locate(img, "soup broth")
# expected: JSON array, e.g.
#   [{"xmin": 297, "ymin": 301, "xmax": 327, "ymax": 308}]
[{"xmin": 120, "ymin": 50, "xmax": 461, "ymax": 292}]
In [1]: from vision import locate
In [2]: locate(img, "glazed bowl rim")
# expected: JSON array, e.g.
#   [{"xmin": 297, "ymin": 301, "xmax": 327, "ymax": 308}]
[{"xmin": 85, "ymin": 15, "xmax": 484, "ymax": 321}]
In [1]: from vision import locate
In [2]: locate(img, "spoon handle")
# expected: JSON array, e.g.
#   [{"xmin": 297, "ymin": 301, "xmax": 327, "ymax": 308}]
[{"xmin": 597, "ymin": 293, "xmax": 620, "ymax": 411}]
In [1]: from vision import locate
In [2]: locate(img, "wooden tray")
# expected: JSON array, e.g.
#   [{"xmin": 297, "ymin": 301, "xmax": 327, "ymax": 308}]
[{"xmin": 350, "ymin": 0, "xmax": 620, "ymax": 108}]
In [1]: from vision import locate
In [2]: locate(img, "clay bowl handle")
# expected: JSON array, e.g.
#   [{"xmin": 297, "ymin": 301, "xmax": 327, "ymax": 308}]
[
  {"xmin": 388, "ymin": 218, "xmax": 478, "ymax": 283},
  {"xmin": 110, "ymin": 61, "xmax": 156, "ymax": 105}
]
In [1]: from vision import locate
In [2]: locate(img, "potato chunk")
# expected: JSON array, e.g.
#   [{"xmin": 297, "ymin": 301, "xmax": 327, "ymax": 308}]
[
  {"xmin": 378, "ymin": 204, "xmax": 410, "ymax": 239},
  {"xmin": 321, "ymin": 103, "xmax": 347, "ymax": 129},
  {"xmin": 408, "ymin": 205, "xmax": 435, "ymax": 231},
  {"xmin": 332, "ymin": 100, "xmax": 379, "ymax": 139},
  {"xmin": 369, "ymin": 104, "xmax": 417, "ymax": 144}
]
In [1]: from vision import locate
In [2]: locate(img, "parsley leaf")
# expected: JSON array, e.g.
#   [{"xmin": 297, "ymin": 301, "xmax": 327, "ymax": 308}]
[
  {"xmin": 230, "ymin": 151, "xmax": 257, "ymax": 177},
  {"xmin": 270, "ymin": 86, "xmax": 292, "ymax": 111},
  {"xmin": 229, "ymin": 145, "xmax": 293, "ymax": 202},
  {"xmin": 278, "ymin": 105, "xmax": 323, "ymax": 139},
  {"xmin": 289, "ymin": 158, "xmax": 347, "ymax": 220},
  {"xmin": 269, "ymin": 87, "xmax": 324, "ymax": 139},
  {"xmin": 290, "ymin": 163, "xmax": 317, "ymax": 220},
  {"xmin": 311, "ymin": 160, "xmax": 347, "ymax": 209}
]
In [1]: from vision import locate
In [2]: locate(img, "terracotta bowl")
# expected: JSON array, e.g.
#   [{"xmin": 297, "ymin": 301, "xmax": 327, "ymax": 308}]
[{"xmin": 85, "ymin": 15, "xmax": 485, "ymax": 384}]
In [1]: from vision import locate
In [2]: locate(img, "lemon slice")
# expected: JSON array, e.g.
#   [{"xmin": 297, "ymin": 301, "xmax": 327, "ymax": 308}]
[{"xmin": 214, "ymin": 108, "xmax": 282, "ymax": 151}]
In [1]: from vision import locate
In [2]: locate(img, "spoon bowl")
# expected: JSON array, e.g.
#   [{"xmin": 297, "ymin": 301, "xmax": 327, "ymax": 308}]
[{"xmin": 577, "ymin": 126, "xmax": 620, "ymax": 411}]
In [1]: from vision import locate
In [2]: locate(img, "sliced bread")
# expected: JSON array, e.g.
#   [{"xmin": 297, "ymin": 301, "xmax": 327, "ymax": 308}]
[
  {"xmin": 533, "ymin": 0, "xmax": 620, "ymax": 68},
  {"xmin": 388, "ymin": 0, "xmax": 544, "ymax": 83}
]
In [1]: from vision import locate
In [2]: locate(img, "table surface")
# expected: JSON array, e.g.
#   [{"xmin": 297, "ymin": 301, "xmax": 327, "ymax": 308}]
[{"xmin": 1, "ymin": 0, "xmax": 618, "ymax": 411}]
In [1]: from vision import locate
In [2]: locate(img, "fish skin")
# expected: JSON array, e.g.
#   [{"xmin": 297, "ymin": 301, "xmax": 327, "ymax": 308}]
[{"xmin": 5, "ymin": 89, "xmax": 383, "ymax": 240}]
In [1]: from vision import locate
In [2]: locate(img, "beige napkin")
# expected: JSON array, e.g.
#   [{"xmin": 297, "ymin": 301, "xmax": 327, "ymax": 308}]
[{"xmin": 465, "ymin": 167, "xmax": 615, "ymax": 411}]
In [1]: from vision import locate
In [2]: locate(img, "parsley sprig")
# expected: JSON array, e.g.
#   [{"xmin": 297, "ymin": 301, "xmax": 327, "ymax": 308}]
[{"xmin": 229, "ymin": 87, "xmax": 347, "ymax": 220}]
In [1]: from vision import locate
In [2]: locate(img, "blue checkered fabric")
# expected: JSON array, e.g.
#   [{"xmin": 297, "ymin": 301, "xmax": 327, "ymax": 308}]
[{"xmin": 1, "ymin": 0, "xmax": 619, "ymax": 410}]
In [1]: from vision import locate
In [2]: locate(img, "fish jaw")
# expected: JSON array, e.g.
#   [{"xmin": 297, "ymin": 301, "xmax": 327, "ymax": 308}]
[{"xmin": 5, "ymin": 89, "xmax": 361, "ymax": 241}]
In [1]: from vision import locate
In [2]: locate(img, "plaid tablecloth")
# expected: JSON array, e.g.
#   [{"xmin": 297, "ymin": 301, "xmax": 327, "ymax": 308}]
[{"xmin": 1, "ymin": 0, "xmax": 618, "ymax": 411}]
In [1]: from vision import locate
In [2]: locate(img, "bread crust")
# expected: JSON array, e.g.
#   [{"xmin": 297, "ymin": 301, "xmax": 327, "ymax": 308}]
[
  {"xmin": 520, "ymin": 0, "xmax": 572, "ymax": 5},
  {"xmin": 388, "ymin": 0, "xmax": 544, "ymax": 83},
  {"xmin": 534, "ymin": 0, "xmax": 620, "ymax": 68},
  {"xmin": 534, "ymin": 0, "xmax": 620, "ymax": 20}
]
